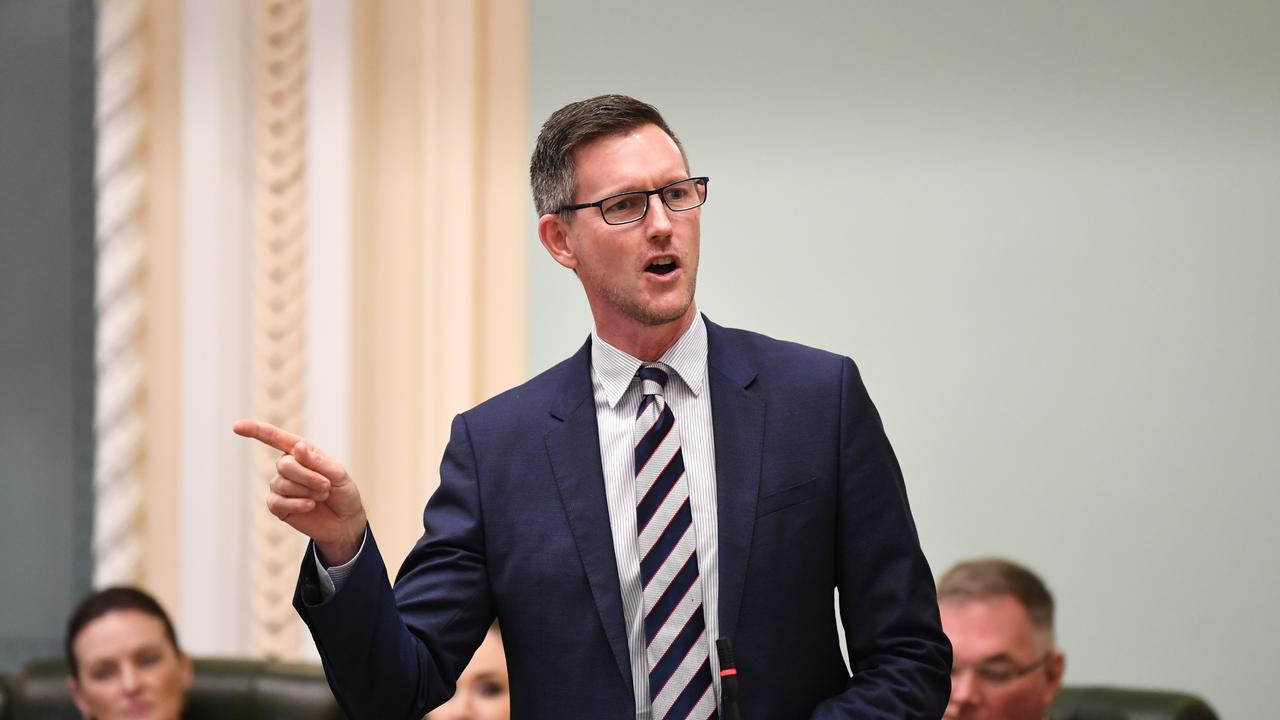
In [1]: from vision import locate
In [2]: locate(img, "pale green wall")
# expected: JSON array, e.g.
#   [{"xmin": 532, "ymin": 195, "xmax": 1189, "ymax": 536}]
[
  {"xmin": 0, "ymin": 0, "xmax": 96, "ymax": 671},
  {"xmin": 528, "ymin": 2, "xmax": 1280, "ymax": 717}
]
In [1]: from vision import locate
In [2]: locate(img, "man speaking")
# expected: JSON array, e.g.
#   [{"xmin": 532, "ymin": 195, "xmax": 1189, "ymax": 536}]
[{"xmin": 235, "ymin": 95, "xmax": 950, "ymax": 719}]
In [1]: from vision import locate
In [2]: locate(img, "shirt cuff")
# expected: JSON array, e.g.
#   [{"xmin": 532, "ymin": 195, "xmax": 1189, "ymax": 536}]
[{"xmin": 311, "ymin": 527, "xmax": 368, "ymax": 600}]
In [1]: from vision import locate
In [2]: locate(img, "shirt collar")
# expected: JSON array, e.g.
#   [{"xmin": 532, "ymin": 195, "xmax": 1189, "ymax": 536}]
[{"xmin": 591, "ymin": 311, "xmax": 708, "ymax": 408}]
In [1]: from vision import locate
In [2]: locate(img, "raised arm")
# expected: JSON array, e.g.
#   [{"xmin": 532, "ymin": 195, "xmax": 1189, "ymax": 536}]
[{"xmin": 232, "ymin": 416, "xmax": 493, "ymax": 719}]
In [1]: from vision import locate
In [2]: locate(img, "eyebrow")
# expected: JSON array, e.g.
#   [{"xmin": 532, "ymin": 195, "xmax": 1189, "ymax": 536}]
[
  {"xmin": 591, "ymin": 174, "xmax": 692, "ymax": 200},
  {"xmin": 85, "ymin": 659, "xmax": 118, "ymax": 674},
  {"xmin": 82, "ymin": 642, "xmax": 167, "ymax": 666}
]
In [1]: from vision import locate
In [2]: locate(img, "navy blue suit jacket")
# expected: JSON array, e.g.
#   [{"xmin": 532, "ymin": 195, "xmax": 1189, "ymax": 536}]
[{"xmin": 295, "ymin": 318, "xmax": 951, "ymax": 719}]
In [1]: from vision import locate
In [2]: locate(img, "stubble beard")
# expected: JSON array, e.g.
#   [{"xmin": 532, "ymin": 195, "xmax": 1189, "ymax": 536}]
[{"xmin": 599, "ymin": 271, "xmax": 697, "ymax": 328}]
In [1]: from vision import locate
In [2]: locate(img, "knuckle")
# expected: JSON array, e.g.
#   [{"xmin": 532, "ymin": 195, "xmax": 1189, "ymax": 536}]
[{"xmin": 266, "ymin": 496, "xmax": 286, "ymax": 518}]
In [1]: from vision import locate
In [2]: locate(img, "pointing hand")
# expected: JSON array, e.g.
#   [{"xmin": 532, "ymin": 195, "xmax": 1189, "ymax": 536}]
[{"xmin": 233, "ymin": 419, "xmax": 367, "ymax": 565}]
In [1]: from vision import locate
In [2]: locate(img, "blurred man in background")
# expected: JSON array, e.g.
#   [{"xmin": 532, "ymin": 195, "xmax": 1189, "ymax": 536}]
[{"xmin": 938, "ymin": 558, "xmax": 1064, "ymax": 720}]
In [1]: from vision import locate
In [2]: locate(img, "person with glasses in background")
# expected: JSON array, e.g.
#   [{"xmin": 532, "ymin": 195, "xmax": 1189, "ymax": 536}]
[
  {"xmin": 938, "ymin": 559, "xmax": 1066, "ymax": 720},
  {"xmin": 235, "ymin": 94, "xmax": 949, "ymax": 719}
]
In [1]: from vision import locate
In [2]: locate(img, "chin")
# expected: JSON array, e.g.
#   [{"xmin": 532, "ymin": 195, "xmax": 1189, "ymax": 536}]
[
  {"xmin": 639, "ymin": 308, "xmax": 691, "ymax": 329},
  {"xmin": 645, "ymin": 290, "xmax": 696, "ymax": 326},
  {"xmin": 645, "ymin": 306, "xmax": 692, "ymax": 326}
]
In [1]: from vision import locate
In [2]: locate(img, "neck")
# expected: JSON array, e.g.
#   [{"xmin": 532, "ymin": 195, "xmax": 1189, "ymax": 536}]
[{"xmin": 596, "ymin": 306, "xmax": 697, "ymax": 361}]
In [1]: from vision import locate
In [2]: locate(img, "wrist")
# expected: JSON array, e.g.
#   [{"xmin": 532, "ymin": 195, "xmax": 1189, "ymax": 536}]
[{"xmin": 317, "ymin": 519, "xmax": 366, "ymax": 566}]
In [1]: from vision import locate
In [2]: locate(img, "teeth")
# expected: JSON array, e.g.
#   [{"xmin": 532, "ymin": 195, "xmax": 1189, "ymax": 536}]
[{"xmin": 652, "ymin": 258, "xmax": 673, "ymax": 266}]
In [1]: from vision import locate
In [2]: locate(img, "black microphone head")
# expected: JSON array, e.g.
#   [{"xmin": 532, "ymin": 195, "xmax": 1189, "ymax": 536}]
[{"xmin": 716, "ymin": 637, "xmax": 736, "ymax": 669}]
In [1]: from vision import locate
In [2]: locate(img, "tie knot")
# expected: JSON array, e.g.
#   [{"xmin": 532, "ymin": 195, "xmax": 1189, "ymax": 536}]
[{"xmin": 637, "ymin": 363, "xmax": 670, "ymax": 397}]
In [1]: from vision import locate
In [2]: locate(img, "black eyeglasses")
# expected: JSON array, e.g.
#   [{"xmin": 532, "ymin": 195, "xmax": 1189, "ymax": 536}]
[
  {"xmin": 952, "ymin": 651, "xmax": 1051, "ymax": 685},
  {"xmin": 559, "ymin": 177, "xmax": 709, "ymax": 225}
]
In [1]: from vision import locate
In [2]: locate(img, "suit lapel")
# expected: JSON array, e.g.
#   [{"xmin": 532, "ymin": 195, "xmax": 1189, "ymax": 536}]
[
  {"xmin": 543, "ymin": 340, "xmax": 633, "ymax": 694},
  {"xmin": 541, "ymin": 322, "xmax": 766, "ymax": 692},
  {"xmin": 706, "ymin": 319, "xmax": 764, "ymax": 643}
]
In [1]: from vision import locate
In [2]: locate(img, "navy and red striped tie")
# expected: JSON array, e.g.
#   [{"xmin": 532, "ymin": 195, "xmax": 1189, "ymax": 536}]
[{"xmin": 634, "ymin": 363, "xmax": 718, "ymax": 719}]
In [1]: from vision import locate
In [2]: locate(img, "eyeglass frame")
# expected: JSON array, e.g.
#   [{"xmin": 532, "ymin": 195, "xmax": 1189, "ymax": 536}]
[
  {"xmin": 951, "ymin": 651, "xmax": 1052, "ymax": 686},
  {"xmin": 557, "ymin": 176, "xmax": 710, "ymax": 226}
]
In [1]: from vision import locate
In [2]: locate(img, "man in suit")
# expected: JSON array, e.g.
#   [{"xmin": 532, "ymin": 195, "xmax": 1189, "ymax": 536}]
[{"xmin": 235, "ymin": 95, "xmax": 950, "ymax": 719}]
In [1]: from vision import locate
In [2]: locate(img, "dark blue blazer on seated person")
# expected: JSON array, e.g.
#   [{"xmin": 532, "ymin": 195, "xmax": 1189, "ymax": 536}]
[{"xmin": 294, "ymin": 317, "xmax": 951, "ymax": 719}]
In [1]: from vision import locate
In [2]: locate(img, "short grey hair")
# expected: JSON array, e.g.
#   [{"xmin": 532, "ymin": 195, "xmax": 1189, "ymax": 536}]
[
  {"xmin": 938, "ymin": 558, "xmax": 1055, "ymax": 631},
  {"xmin": 529, "ymin": 94, "xmax": 687, "ymax": 217}
]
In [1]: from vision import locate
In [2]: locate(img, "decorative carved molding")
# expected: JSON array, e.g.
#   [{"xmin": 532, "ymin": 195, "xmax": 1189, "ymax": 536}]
[
  {"xmin": 93, "ymin": 0, "xmax": 149, "ymax": 589},
  {"xmin": 249, "ymin": 0, "xmax": 308, "ymax": 660}
]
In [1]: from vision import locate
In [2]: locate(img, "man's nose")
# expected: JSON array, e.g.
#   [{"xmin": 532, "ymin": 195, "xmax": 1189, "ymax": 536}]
[
  {"xmin": 950, "ymin": 669, "xmax": 983, "ymax": 706},
  {"xmin": 645, "ymin": 195, "xmax": 674, "ymax": 238}
]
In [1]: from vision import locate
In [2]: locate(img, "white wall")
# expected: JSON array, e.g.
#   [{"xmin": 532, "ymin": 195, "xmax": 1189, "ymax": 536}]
[{"xmin": 528, "ymin": 2, "xmax": 1280, "ymax": 717}]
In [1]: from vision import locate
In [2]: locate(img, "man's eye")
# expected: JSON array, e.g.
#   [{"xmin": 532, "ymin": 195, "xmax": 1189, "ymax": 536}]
[
  {"xmin": 605, "ymin": 196, "xmax": 640, "ymax": 214},
  {"xmin": 138, "ymin": 651, "xmax": 162, "ymax": 667},
  {"xmin": 976, "ymin": 665, "xmax": 1017, "ymax": 682},
  {"xmin": 90, "ymin": 663, "xmax": 118, "ymax": 681}
]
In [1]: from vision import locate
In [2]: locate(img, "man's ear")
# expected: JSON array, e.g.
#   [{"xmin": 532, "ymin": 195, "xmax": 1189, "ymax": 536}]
[
  {"xmin": 1043, "ymin": 650, "xmax": 1066, "ymax": 702},
  {"xmin": 67, "ymin": 675, "xmax": 91, "ymax": 718},
  {"xmin": 537, "ymin": 213, "xmax": 578, "ymax": 270}
]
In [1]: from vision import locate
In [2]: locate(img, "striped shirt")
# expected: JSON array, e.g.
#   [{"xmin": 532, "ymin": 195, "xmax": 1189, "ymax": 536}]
[{"xmin": 590, "ymin": 313, "xmax": 721, "ymax": 719}]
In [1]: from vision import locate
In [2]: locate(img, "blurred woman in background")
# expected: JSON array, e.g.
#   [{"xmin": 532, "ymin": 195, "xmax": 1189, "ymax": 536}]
[
  {"xmin": 425, "ymin": 623, "xmax": 509, "ymax": 720},
  {"xmin": 64, "ymin": 586, "xmax": 193, "ymax": 720}
]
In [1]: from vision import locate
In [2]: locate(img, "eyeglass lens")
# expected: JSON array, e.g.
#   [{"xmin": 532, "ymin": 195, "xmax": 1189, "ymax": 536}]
[
  {"xmin": 952, "ymin": 655, "xmax": 1047, "ymax": 685},
  {"xmin": 601, "ymin": 178, "xmax": 707, "ymax": 224}
]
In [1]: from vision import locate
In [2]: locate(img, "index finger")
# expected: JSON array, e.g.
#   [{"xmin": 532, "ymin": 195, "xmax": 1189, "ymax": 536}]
[{"xmin": 232, "ymin": 418, "xmax": 303, "ymax": 454}]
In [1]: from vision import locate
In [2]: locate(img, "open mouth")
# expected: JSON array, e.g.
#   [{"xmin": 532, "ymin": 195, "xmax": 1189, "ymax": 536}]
[{"xmin": 646, "ymin": 258, "xmax": 678, "ymax": 276}]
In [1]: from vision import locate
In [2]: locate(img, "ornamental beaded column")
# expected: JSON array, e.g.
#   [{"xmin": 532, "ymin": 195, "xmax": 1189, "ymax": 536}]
[
  {"xmin": 249, "ymin": 0, "xmax": 308, "ymax": 660},
  {"xmin": 93, "ymin": 0, "xmax": 149, "ymax": 589}
]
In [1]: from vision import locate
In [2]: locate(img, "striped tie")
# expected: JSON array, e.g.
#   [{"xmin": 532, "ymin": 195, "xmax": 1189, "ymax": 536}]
[{"xmin": 634, "ymin": 363, "xmax": 718, "ymax": 720}]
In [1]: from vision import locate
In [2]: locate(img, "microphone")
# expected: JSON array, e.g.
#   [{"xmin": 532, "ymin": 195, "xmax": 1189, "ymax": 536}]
[{"xmin": 716, "ymin": 638, "xmax": 742, "ymax": 720}]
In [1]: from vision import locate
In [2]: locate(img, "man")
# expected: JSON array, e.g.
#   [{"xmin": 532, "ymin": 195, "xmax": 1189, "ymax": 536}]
[
  {"xmin": 938, "ymin": 559, "xmax": 1065, "ymax": 720},
  {"xmin": 235, "ymin": 95, "xmax": 949, "ymax": 718}
]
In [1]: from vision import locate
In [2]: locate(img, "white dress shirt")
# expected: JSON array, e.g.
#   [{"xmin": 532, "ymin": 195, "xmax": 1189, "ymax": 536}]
[{"xmin": 590, "ymin": 312, "xmax": 721, "ymax": 718}]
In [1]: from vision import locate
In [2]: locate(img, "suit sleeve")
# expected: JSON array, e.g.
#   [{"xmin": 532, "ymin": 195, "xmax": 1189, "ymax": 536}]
[
  {"xmin": 293, "ymin": 413, "xmax": 495, "ymax": 720},
  {"xmin": 811, "ymin": 357, "xmax": 952, "ymax": 719}
]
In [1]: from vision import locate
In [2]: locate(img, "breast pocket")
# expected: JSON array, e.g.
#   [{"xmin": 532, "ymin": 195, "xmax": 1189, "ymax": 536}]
[{"xmin": 756, "ymin": 477, "xmax": 820, "ymax": 518}]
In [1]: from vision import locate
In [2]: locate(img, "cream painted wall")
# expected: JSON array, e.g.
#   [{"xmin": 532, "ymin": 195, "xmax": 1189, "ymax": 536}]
[{"xmin": 527, "ymin": 2, "xmax": 1280, "ymax": 717}]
